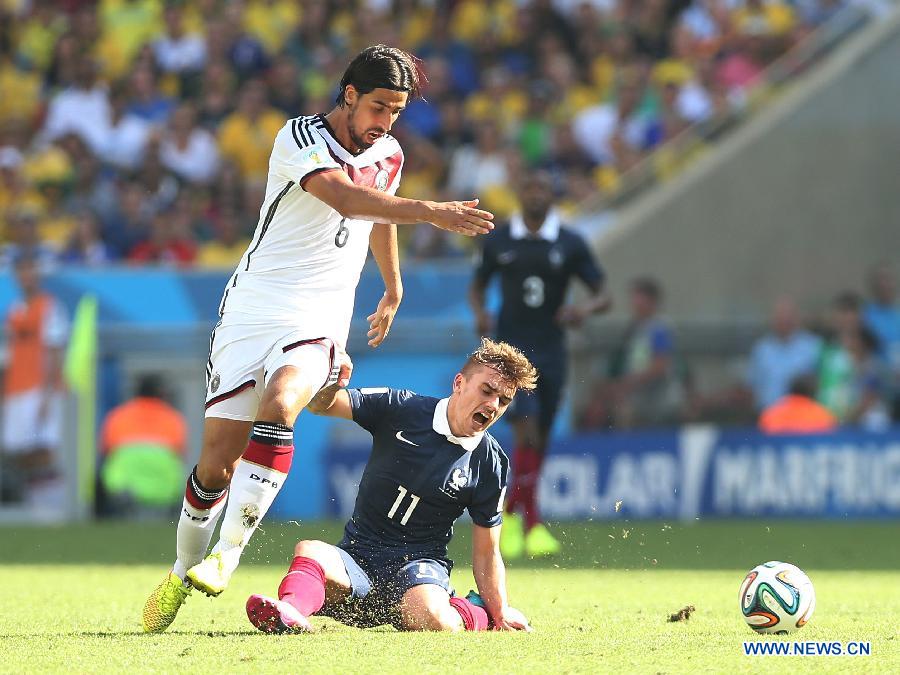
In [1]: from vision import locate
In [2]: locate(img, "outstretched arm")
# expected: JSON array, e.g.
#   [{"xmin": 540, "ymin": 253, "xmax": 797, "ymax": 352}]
[
  {"xmin": 368, "ymin": 223, "xmax": 402, "ymax": 347},
  {"xmin": 307, "ymin": 386, "xmax": 353, "ymax": 419},
  {"xmin": 472, "ymin": 524, "xmax": 531, "ymax": 631},
  {"xmin": 304, "ymin": 169, "xmax": 493, "ymax": 236},
  {"xmin": 307, "ymin": 349, "xmax": 354, "ymax": 419}
]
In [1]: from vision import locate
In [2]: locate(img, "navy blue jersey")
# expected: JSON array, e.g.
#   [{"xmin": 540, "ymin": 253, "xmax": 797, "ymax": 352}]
[
  {"xmin": 474, "ymin": 218, "xmax": 604, "ymax": 352},
  {"xmin": 341, "ymin": 388, "xmax": 509, "ymax": 565}
]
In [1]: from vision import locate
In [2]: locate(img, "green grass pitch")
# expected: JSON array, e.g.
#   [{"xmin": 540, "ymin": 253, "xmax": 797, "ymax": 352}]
[{"xmin": 1, "ymin": 520, "xmax": 898, "ymax": 673}]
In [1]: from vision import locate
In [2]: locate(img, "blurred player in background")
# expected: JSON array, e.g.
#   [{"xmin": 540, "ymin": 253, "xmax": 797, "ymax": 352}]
[
  {"xmin": 246, "ymin": 339, "xmax": 533, "ymax": 633},
  {"xmin": 142, "ymin": 44, "xmax": 495, "ymax": 633},
  {"xmin": 1, "ymin": 254, "xmax": 68, "ymax": 513},
  {"xmin": 470, "ymin": 171, "xmax": 609, "ymax": 558}
]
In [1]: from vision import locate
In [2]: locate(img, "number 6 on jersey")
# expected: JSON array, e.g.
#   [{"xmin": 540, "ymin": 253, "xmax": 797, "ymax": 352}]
[{"xmin": 387, "ymin": 484, "xmax": 420, "ymax": 525}]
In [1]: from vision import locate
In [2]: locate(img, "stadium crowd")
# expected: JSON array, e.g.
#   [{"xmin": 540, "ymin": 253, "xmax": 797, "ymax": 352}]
[
  {"xmin": 577, "ymin": 264, "xmax": 900, "ymax": 433},
  {"xmin": 0, "ymin": 0, "xmax": 859, "ymax": 267}
]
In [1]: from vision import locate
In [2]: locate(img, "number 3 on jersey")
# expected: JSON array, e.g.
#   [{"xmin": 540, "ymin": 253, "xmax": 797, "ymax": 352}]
[
  {"xmin": 335, "ymin": 217, "xmax": 350, "ymax": 248},
  {"xmin": 523, "ymin": 275, "xmax": 545, "ymax": 308},
  {"xmin": 387, "ymin": 484, "xmax": 420, "ymax": 525}
]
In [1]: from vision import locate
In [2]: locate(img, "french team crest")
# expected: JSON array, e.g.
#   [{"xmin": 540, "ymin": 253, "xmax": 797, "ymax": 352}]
[
  {"xmin": 440, "ymin": 466, "xmax": 471, "ymax": 498},
  {"xmin": 549, "ymin": 247, "xmax": 564, "ymax": 268},
  {"xmin": 375, "ymin": 169, "xmax": 390, "ymax": 191}
]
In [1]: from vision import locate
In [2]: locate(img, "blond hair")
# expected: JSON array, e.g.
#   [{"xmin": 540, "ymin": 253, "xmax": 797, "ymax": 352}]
[{"xmin": 463, "ymin": 337, "xmax": 538, "ymax": 391}]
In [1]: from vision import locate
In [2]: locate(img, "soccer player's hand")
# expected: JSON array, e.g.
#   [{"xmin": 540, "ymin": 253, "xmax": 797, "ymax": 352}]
[
  {"xmin": 493, "ymin": 605, "xmax": 532, "ymax": 632},
  {"xmin": 333, "ymin": 344, "xmax": 353, "ymax": 388},
  {"xmin": 556, "ymin": 305, "xmax": 589, "ymax": 328},
  {"xmin": 367, "ymin": 292, "xmax": 400, "ymax": 347},
  {"xmin": 429, "ymin": 199, "xmax": 494, "ymax": 237}
]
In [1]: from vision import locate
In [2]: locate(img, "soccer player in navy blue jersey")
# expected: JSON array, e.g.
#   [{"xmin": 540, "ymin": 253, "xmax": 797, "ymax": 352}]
[
  {"xmin": 245, "ymin": 338, "xmax": 536, "ymax": 633},
  {"xmin": 469, "ymin": 171, "xmax": 610, "ymax": 558}
]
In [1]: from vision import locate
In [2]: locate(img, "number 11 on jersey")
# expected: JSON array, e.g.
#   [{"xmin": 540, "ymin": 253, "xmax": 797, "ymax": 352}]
[{"xmin": 387, "ymin": 484, "xmax": 420, "ymax": 525}]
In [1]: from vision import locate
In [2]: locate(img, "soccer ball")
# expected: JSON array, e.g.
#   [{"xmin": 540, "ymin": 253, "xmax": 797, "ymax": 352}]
[{"xmin": 739, "ymin": 561, "xmax": 815, "ymax": 634}]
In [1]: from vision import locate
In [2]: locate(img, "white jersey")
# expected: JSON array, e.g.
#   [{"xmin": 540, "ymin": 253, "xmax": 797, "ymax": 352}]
[{"xmin": 219, "ymin": 113, "xmax": 404, "ymax": 345}]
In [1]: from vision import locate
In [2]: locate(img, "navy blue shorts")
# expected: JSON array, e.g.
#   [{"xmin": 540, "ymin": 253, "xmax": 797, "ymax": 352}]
[
  {"xmin": 506, "ymin": 352, "xmax": 566, "ymax": 430},
  {"xmin": 318, "ymin": 546, "xmax": 453, "ymax": 629}
]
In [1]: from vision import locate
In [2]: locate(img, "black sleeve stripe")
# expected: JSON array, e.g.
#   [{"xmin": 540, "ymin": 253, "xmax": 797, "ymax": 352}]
[
  {"xmin": 291, "ymin": 117, "xmax": 316, "ymax": 149},
  {"xmin": 299, "ymin": 119, "xmax": 314, "ymax": 146},
  {"xmin": 291, "ymin": 119, "xmax": 305, "ymax": 148}
]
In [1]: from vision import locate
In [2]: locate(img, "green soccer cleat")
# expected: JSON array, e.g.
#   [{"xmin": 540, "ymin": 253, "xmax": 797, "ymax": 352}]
[
  {"xmin": 142, "ymin": 572, "xmax": 191, "ymax": 633},
  {"xmin": 500, "ymin": 512, "xmax": 525, "ymax": 559},
  {"xmin": 186, "ymin": 551, "xmax": 231, "ymax": 597},
  {"xmin": 525, "ymin": 523, "xmax": 562, "ymax": 557}
]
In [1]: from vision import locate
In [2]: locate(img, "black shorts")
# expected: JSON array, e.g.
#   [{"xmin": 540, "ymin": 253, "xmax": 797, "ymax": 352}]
[
  {"xmin": 319, "ymin": 545, "xmax": 453, "ymax": 629},
  {"xmin": 506, "ymin": 350, "xmax": 566, "ymax": 431}
]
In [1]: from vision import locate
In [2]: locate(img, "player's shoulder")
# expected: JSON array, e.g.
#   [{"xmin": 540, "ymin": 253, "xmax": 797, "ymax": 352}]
[
  {"xmin": 276, "ymin": 115, "xmax": 328, "ymax": 149},
  {"xmin": 355, "ymin": 387, "xmax": 431, "ymax": 409},
  {"xmin": 479, "ymin": 432, "xmax": 509, "ymax": 466},
  {"xmin": 557, "ymin": 224, "xmax": 589, "ymax": 247}
]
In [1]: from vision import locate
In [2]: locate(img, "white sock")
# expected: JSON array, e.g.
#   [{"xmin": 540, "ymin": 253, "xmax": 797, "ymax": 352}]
[
  {"xmin": 211, "ymin": 422, "xmax": 294, "ymax": 576},
  {"xmin": 173, "ymin": 468, "xmax": 227, "ymax": 581}
]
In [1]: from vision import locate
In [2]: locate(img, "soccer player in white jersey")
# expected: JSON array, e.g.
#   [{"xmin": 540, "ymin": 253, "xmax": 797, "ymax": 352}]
[{"xmin": 142, "ymin": 45, "xmax": 495, "ymax": 633}]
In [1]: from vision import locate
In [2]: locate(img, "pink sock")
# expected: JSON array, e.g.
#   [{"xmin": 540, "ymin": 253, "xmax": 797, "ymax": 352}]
[
  {"xmin": 277, "ymin": 556, "xmax": 326, "ymax": 617},
  {"xmin": 449, "ymin": 597, "xmax": 490, "ymax": 631}
]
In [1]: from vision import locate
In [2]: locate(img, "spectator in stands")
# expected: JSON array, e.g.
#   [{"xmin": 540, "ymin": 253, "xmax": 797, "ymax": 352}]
[
  {"xmin": 97, "ymin": 0, "xmax": 163, "ymax": 68},
  {"xmin": 221, "ymin": 3, "xmax": 270, "ymax": 79},
  {"xmin": 41, "ymin": 56, "xmax": 111, "ymax": 156},
  {"xmin": 217, "ymin": 78, "xmax": 286, "ymax": 184},
  {"xmin": 616, "ymin": 276, "xmax": 681, "ymax": 427},
  {"xmin": 160, "ymin": 102, "xmax": 220, "ymax": 185},
  {"xmin": 64, "ymin": 151, "xmax": 118, "ymax": 225},
  {"xmin": 592, "ymin": 276, "xmax": 681, "ymax": 429},
  {"xmin": 863, "ymin": 263, "xmax": 900, "ymax": 377},
  {"xmin": 0, "ymin": 254, "xmax": 68, "ymax": 511},
  {"xmin": 266, "ymin": 56, "xmax": 306, "ymax": 117},
  {"xmin": 196, "ymin": 209, "xmax": 251, "ymax": 269},
  {"xmin": 101, "ymin": 83, "xmax": 153, "ymax": 172},
  {"xmin": 133, "ymin": 141, "xmax": 180, "ymax": 213},
  {"xmin": 128, "ymin": 207, "xmax": 197, "ymax": 267},
  {"xmin": 0, "ymin": 211, "xmax": 58, "ymax": 271},
  {"xmin": 817, "ymin": 291, "xmax": 864, "ymax": 420},
  {"xmin": 759, "ymin": 374, "xmax": 837, "ymax": 434},
  {"xmin": 126, "ymin": 65, "xmax": 175, "ymax": 125},
  {"xmin": 103, "ymin": 181, "xmax": 151, "ymax": 259},
  {"xmin": 0, "ymin": 146, "xmax": 43, "ymax": 235},
  {"xmin": 842, "ymin": 325, "xmax": 891, "ymax": 430},
  {"xmin": 746, "ymin": 297, "xmax": 821, "ymax": 411},
  {"xmin": 99, "ymin": 374, "xmax": 187, "ymax": 517},
  {"xmin": 152, "ymin": 2, "xmax": 207, "ymax": 78},
  {"xmin": 446, "ymin": 120, "xmax": 510, "ymax": 200},
  {"xmin": 197, "ymin": 59, "xmax": 237, "ymax": 130},
  {"xmin": 59, "ymin": 210, "xmax": 112, "ymax": 266}
]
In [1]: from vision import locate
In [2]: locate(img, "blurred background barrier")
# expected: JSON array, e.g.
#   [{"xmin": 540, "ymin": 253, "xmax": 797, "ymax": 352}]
[{"xmin": 326, "ymin": 426, "xmax": 900, "ymax": 521}]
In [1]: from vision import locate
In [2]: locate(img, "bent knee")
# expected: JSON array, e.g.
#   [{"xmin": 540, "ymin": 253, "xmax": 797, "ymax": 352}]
[
  {"xmin": 259, "ymin": 368, "xmax": 315, "ymax": 423},
  {"xmin": 403, "ymin": 608, "xmax": 463, "ymax": 632},
  {"xmin": 293, "ymin": 539, "xmax": 331, "ymax": 560},
  {"xmin": 195, "ymin": 460, "xmax": 235, "ymax": 490},
  {"xmin": 400, "ymin": 594, "xmax": 464, "ymax": 632}
]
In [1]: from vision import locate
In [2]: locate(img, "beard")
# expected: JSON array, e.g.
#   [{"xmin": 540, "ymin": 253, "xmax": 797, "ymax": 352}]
[{"xmin": 347, "ymin": 104, "xmax": 384, "ymax": 151}]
